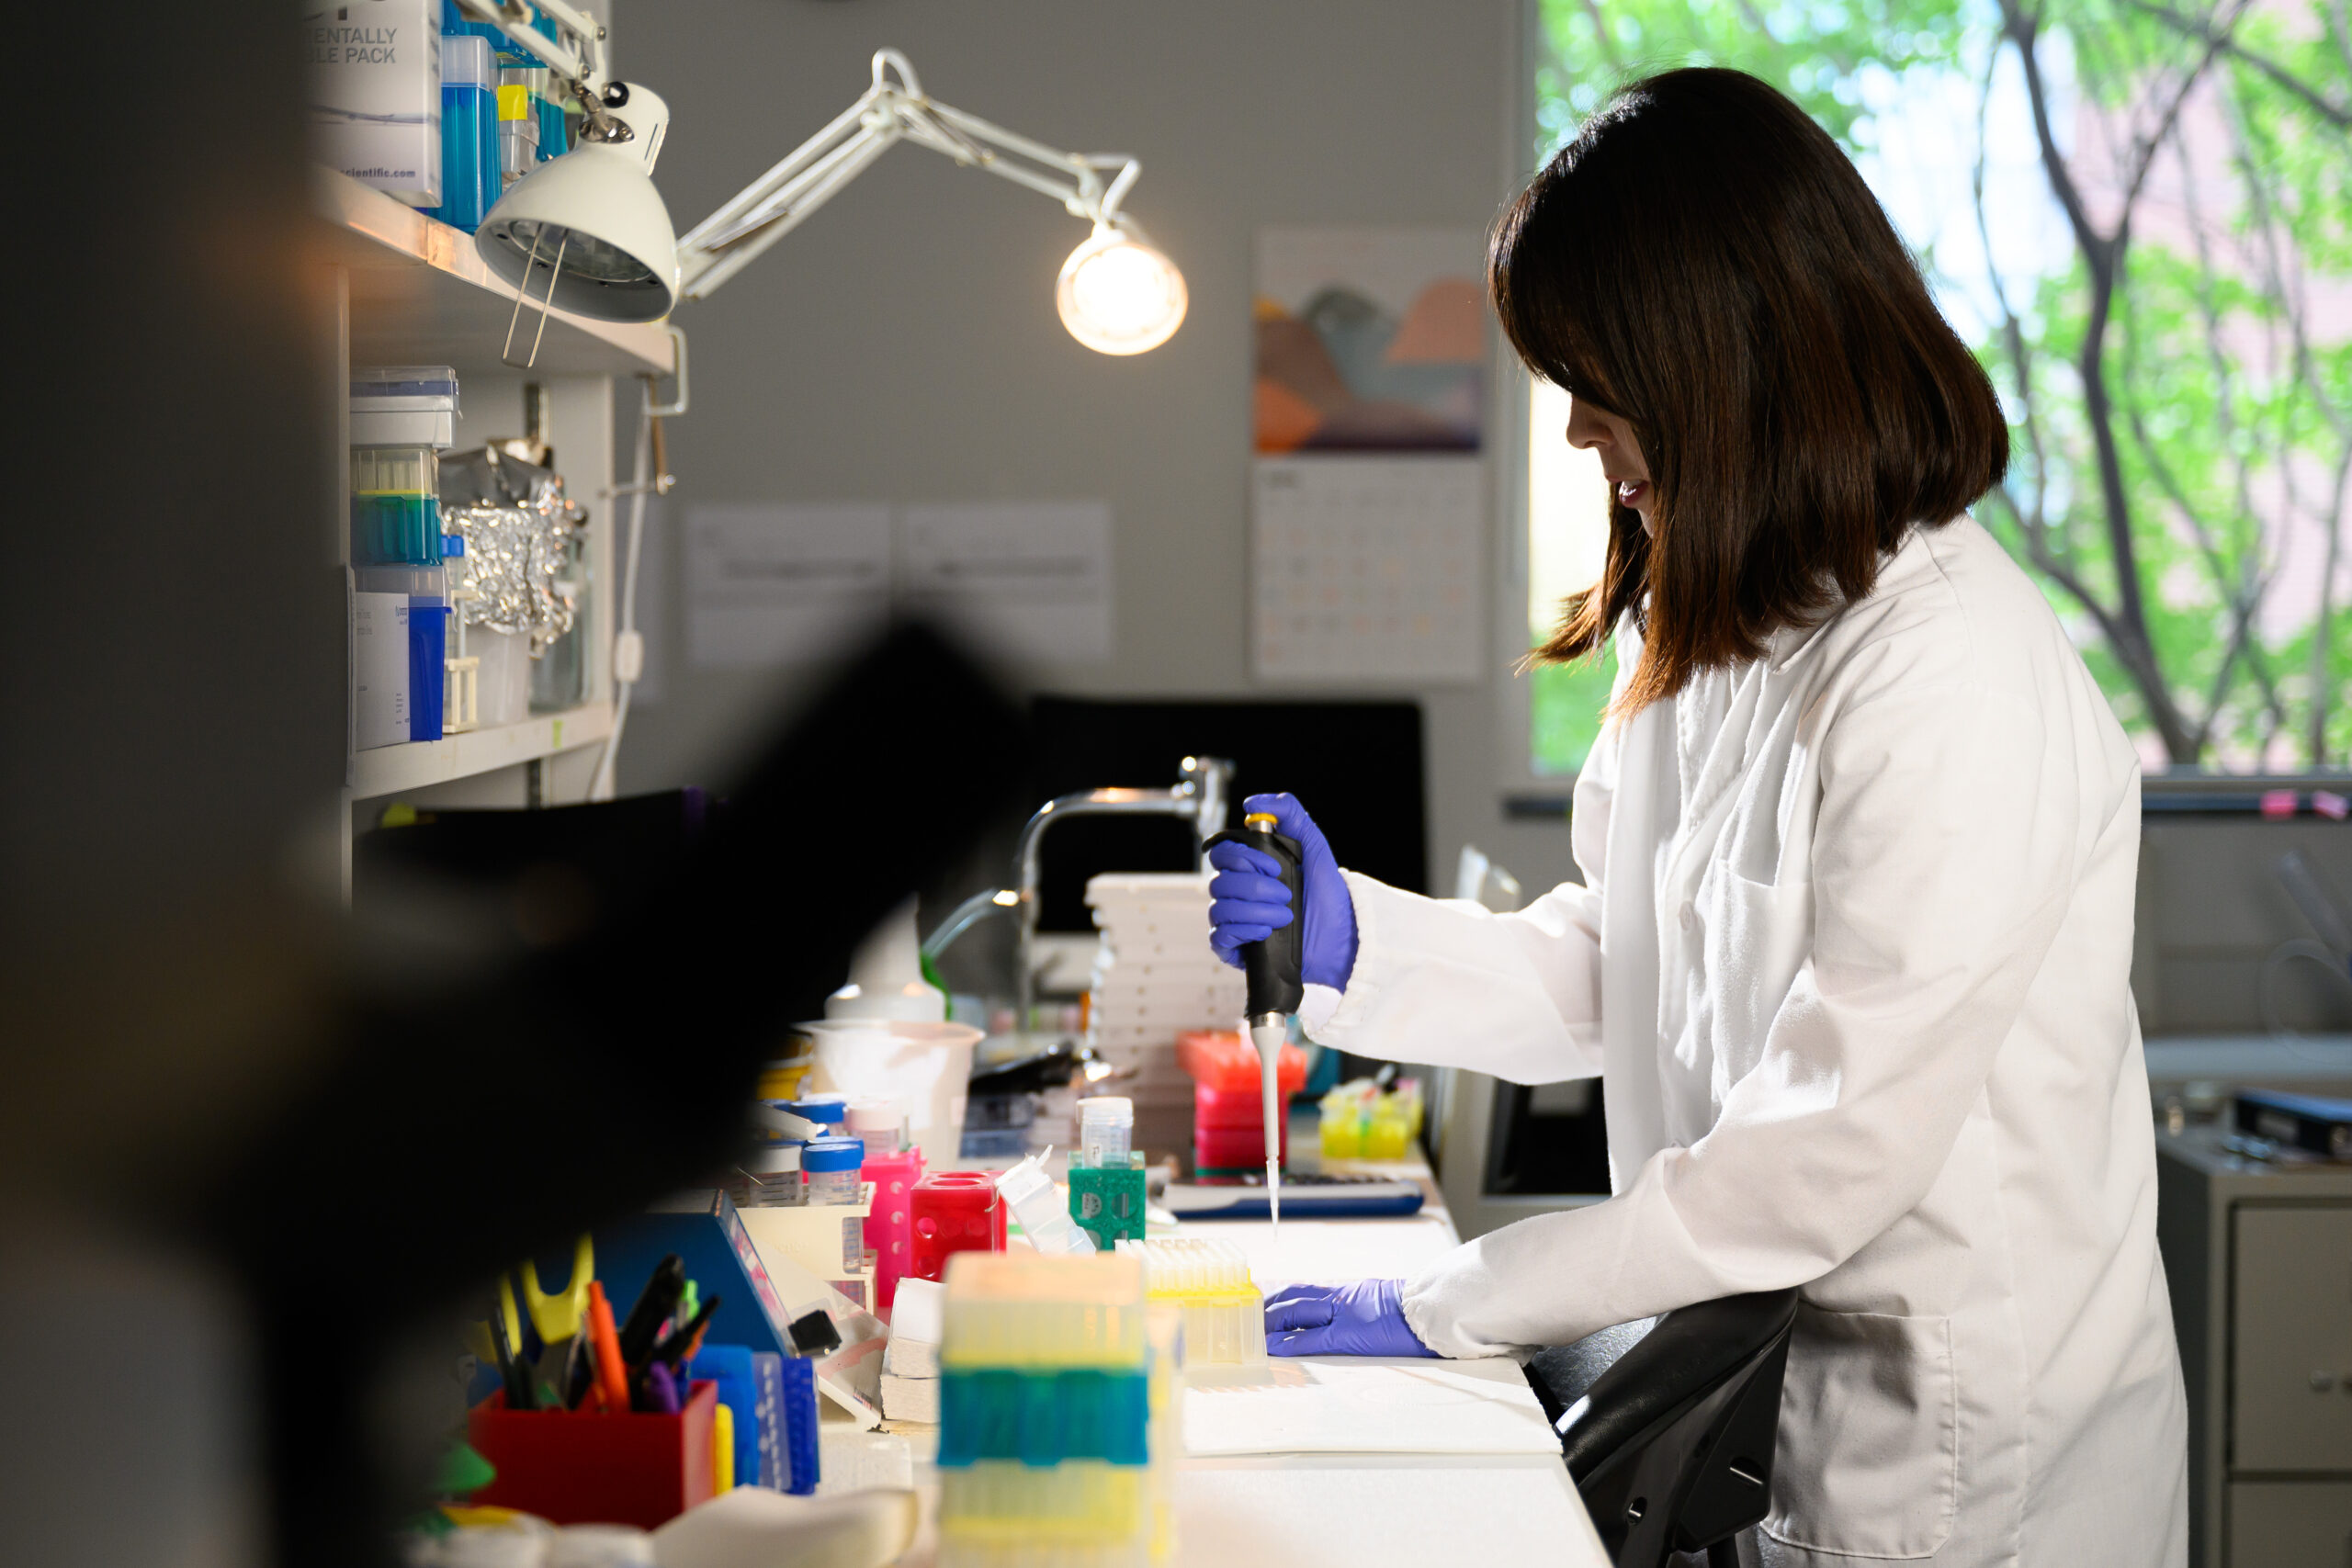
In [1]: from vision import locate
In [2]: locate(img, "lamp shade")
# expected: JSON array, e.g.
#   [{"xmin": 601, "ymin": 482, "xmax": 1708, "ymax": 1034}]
[
  {"xmin": 475, "ymin": 85, "xmax": 681, "ymax": 323},
  {"xmin": 1056, "ymin": 228, "xmax": 1186, "ymax": 355}
]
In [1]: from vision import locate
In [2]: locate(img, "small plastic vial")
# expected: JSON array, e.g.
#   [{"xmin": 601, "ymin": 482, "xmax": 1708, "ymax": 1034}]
[
  {"xmin": 735, "ymin": 1142, "xmax": 803, "ymax": 1208},
  {"xmin": 845, "ymin": 1099, "xmax": 905, "ymax": 1155},
  {"xmin": 1078, "ymin": 1097, "xmax": 1135, "ymax": 1169},
  {"xmin": 802, "ymin": 1136, "xmax": 867, "ymax": 1205}
]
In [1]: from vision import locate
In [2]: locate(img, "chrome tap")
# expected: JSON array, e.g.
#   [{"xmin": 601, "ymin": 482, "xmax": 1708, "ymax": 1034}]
[{"xmin": 922, "ymin": 755, "xmax": 1236, "ymax": 1026}]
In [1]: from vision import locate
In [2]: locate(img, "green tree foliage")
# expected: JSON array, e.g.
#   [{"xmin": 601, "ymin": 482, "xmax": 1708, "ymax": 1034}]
[{"xmin": 1528, "ymin": 0, "xmax": 2352, "ymax": 772}]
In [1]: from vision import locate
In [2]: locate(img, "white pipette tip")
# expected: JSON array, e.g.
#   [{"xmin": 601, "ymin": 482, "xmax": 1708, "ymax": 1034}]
[{"xmin": 1250, "ymin": 1018, "xmax": 1285, "ymax": 1238}]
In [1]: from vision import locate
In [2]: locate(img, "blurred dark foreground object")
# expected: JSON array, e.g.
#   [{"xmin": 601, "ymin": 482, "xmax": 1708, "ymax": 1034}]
[
  {"xmin": 1525, "ymin": 1290, "xmax": 1799, "ymax": 1568},
  {"xmin": 201, "ymin": 622, "xmax": 1025, "ymax": 1568}
]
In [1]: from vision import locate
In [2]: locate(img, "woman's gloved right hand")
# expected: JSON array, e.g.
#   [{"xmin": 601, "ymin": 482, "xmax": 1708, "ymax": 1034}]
[{"xmin": 1205, "ymin": 792, "xmax": 1359, "ymax": 992}]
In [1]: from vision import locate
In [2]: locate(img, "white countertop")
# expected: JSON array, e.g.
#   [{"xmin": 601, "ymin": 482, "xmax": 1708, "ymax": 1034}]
[
  {"xmin": 887, "ymin": 1165, "xmax": 1608, "ymax": 1568},
  {"xmin": 1183, "ymin": 1196, "xmax": 1605, "ymax": 1566},
  {"xmin": 1170, "ymin": 1454, "xmax": 1596, "ymax": 1567}
]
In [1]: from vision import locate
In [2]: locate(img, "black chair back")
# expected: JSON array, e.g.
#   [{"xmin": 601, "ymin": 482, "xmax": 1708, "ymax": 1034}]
[{"xmin": 1526, "ymin": 1290, "xmax": 1800, "ymax": 1568}]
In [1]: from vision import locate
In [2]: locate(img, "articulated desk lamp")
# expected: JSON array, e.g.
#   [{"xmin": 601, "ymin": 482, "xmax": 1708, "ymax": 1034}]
[
  {"xmin": 452, "ymin": 1, "xmax": 1189, "ymax": 359},
  {"xmin": 446, "ymin": 2, "xmax": 1188, "ymax": 797}
]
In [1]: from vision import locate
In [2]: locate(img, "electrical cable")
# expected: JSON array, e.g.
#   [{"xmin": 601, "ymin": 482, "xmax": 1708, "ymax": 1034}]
[
  {"xmin": 590, "ymin": 378, "xmax": 655, "ymax": 801},
  {"xmin": 2260, "ymin": 938, "xmax": 2352, "ymax": 1060}
]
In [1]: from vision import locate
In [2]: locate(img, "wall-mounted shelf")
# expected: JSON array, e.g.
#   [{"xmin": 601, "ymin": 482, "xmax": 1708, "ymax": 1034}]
[
  {"xmin": 349, "ymin": 702, "xmax": 615, "ymax": 799},
  {"xmin": 311, "ymin": 168, "xmax": 676, "ymax": 379}
]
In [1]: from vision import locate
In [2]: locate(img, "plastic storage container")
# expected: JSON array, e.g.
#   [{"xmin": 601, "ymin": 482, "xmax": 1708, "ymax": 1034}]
[
  {"xmin": 351, "ymin": 366, "xmax": 460, "ymax": 448},
  {"xmin": 355, "ymin": 562, "xmax": 447, "ymax": 741},
  {"xmin": 802, "ymin": 1136, "xmax": 865, "ymax": 1205},
  {"xmin": 353, "ymin": 585, "xmax": 413, "ymax": 750},
  {"xmin": 1077, "ymin": 1098, "xmax": 1134, "ymax": 1170},
  {"xmin": 846, "ymin": 1100, "xmax": 906, "ymax": 1155},
  {"xmin": 910, "ymin": 1171, "xmax": 1008, "ymax": 1284},
  {"xmin": 351, "ymin": 446, "xmax": 444, "ymax": 566},
  {"xmin": 732, "ymin": 1142, "xmax": 802, "ymax": 1209},
  {"xmin": 498, "ymin": 84, "xmax": 538, "ymax": 189},
  {"xmin": 429, "ymin": 33, "xmax": 498, "ymax": 231}
]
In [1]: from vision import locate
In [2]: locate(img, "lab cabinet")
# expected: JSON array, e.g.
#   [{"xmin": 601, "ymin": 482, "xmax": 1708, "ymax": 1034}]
[
  {"xmin": 2233, "ymin": 1206, "xmax": 2352, "ymax": 1471},
  {"xmin": 2228, "ymin": 1483, "xmax": 2352, "ymax": 1563},
  {"xmin": 2157, "ymin": 1127, "xmax": 2352, "ymax": 1564}
]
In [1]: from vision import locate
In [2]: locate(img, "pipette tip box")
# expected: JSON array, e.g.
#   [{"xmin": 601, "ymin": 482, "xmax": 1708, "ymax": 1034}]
[{"xmin": 1116, "ymin": 1236, "xmax": 1269, "ymax": 1383}]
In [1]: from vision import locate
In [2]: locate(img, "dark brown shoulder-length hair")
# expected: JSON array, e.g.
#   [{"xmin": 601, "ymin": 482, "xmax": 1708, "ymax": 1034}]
[{"xmin": 1494, "ymin": 67, "xmax": 2007, "ymax": 712}]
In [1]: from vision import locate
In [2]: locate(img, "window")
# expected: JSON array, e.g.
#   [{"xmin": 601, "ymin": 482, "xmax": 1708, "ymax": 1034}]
[{"xmin": 1517, "ymin": 0, "xmax": 2352, "ymax": 780}]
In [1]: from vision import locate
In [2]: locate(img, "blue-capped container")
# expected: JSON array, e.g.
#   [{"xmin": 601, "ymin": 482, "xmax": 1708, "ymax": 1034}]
[
  {"xmin": 802, "ymin": 1136, "xmax": 867, "ymax": 1206},
  {"xmin": 788, "ymin": 1097, "xmax": 849, "ymax": 1132}
]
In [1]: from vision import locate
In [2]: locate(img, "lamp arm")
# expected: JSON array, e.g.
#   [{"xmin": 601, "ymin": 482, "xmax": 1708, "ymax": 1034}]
[{"xmin": 674, "ymin": 49, "xmax": 1147, "ymax": 303}]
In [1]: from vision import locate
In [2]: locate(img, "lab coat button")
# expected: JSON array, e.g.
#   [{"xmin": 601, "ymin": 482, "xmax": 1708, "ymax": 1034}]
[{"xmin": 1678, "ymin": 900, "xmax": 1696, "ymax": 930}]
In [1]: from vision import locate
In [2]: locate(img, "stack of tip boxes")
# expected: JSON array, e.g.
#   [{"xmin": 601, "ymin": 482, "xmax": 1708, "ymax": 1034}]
[
  {"xmin": 1084, "ymin": 873, "xmax": 1248, "ymax": 1112},
  {"xmin": 937, "ymin": 1252, "xmax": 1180, "ymax": 1567},
  {"xmin": 1115, "ymin": 1237, "xmax": 1269, "ymax": 1386}
]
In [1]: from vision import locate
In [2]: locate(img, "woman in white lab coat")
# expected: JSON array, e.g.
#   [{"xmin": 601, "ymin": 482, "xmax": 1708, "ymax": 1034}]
[{"xmin": 1212, "ymin": 69, "xmax": 2188, "ymax": 1566}]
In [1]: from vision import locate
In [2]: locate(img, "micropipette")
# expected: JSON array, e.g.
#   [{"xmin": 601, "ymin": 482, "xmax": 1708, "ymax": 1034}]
[{"xmin": 1207, "ymin": 811, "xmax": 1306, "ymax": 1233}]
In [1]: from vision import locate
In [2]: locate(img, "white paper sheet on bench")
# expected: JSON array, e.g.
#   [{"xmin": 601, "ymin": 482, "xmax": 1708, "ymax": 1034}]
[{"xmin": 1182, "ymin": 1356, "xmax": 1562, "ymax": 1457}]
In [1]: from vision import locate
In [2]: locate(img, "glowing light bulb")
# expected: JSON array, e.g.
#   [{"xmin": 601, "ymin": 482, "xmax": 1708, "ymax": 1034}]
[{"xmin": 1056, "ymin": 228, "xmax": 1187, "ymax": 355}]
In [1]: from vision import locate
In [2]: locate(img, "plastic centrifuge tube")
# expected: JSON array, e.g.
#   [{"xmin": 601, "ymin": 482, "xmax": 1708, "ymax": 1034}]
[
  {"xmin": 844, "ymin": 1098, "xmax": 906, "ymax": 1155},
  {"xmin": 802, "ymin": 1136, "xmax": 865, "ymax": 1205},
  {"xmin": 1077, "ymin": 1096, "xmax": 1133, "ymax": 1169}
]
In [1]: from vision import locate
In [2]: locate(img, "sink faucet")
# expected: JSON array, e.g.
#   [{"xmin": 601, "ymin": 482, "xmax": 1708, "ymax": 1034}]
[{"xmin": 922, "ymin": 755, "xmax": 1236, "ymax": 1025}]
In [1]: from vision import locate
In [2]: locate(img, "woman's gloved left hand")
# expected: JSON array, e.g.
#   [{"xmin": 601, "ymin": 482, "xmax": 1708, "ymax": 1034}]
[{"xmin": 1263, "ymin": 1278, "xmax": 1438, "ymax": 1358}]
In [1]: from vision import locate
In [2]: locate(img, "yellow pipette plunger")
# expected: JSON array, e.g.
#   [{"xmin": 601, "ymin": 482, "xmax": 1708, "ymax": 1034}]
[{"xmin": 1209, "ymin": 811, "xmax": 1306, "ymax": 1234}]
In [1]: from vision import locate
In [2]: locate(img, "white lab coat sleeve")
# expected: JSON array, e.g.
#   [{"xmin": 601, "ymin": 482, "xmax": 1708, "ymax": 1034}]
[
  {"xmin": 1401, "ymin": 679, "xmax": 2094, "ymax": 1357},
  {"xmin": 1298, "ymin": 713, "xmax": 1623, "ymax": 1083}
]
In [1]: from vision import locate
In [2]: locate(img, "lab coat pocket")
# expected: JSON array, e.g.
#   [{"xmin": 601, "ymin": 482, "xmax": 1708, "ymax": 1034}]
[
  {"xmin": 1763, "ymin": 1305, "xmax": 1958, "ymax": 1560},
  {"xmin": 1697, "ymin": 867, "xmax": 1813, "ymax": 1084}
]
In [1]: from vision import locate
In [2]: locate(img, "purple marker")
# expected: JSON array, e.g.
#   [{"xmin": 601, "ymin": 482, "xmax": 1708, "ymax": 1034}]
[{"xmin": 642, "ymin": 1360, "xmax": 681, "ymax": 1416}]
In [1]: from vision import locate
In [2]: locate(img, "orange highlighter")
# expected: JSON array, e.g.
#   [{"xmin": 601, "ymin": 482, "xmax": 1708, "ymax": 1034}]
[{"xmin": 585, "ymin": 1280, "xmax": 630, "ymax": 1414}]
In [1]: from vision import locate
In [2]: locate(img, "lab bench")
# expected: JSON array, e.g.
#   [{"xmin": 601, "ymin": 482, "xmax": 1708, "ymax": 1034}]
[
  {"xmin": 885, "ymin": 1175, "xmax": 1611, "ymax": 1567},
  {"xmin": 2157, "ymin": 1123, "xmax": 2352, "ymax": 1566}
]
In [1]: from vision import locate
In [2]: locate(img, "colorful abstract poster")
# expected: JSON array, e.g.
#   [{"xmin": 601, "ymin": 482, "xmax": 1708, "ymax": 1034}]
[{"xmin": 1254, "ymin": 227, "xmax": 1487, "ymax": 454}]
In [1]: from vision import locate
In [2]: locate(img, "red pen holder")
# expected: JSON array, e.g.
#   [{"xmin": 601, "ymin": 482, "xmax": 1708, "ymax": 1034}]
[
  {"xmin": 909, "ymin": 1169, "xmax": 1005, "ymax": 1283},
  {"xmin": 467, "ymin": 1381, "xmax": 718, "ymax": 1529}
]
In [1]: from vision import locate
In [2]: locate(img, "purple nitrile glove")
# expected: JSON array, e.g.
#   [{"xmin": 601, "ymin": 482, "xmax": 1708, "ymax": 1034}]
[
  {"xmin": 1263, "ymin": 1279, "xmax": 1438, "ymax": 1358},
  {"xmin": 1205, "ymin": 792, "xmax": 1359, "ymax": 991}
]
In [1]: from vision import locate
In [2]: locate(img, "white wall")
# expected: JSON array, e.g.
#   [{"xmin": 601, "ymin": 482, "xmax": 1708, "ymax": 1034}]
[{"xmin": 612, "ymin": 0, "xmax": 1583, "ymax": 896}]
